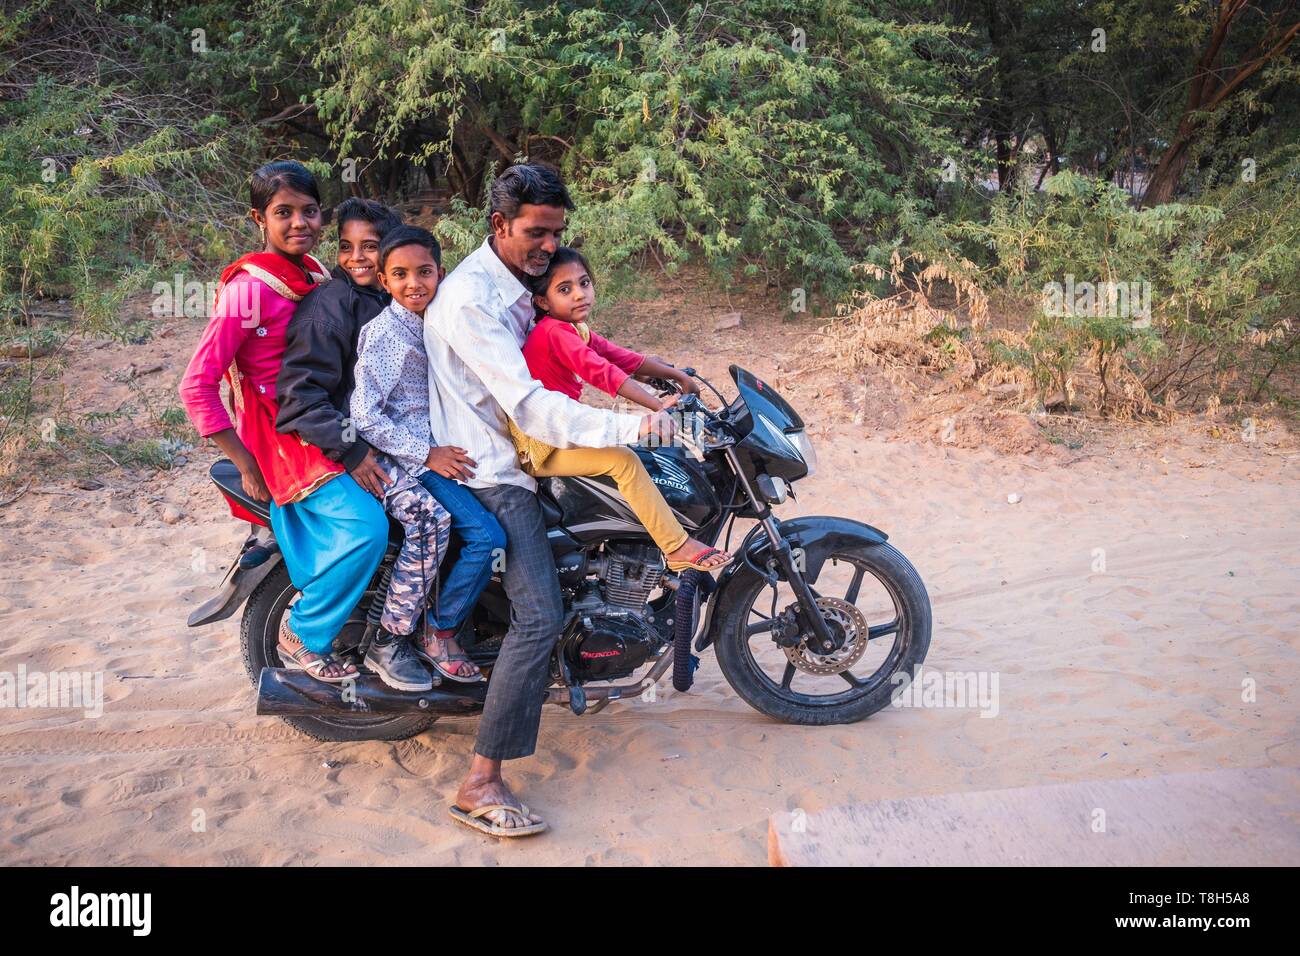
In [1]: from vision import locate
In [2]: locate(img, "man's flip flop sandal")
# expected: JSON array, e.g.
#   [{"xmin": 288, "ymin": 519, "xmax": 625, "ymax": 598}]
[
  {"xmin": 279, "ymin": 642, "xmax": 358, "ymax": 684},
  {"xmin": 449, "ymin": 803, "xmax": 547, "ymax": 838},
  {"xmin": 666, "ymin": 546, "xmax": 734, "ymax": 573}
]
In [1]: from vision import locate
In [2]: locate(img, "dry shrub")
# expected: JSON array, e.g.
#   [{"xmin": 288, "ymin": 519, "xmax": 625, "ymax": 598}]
[{"xmin": 821, "ymin": 252, "xmax": 990, "ymax": 392}]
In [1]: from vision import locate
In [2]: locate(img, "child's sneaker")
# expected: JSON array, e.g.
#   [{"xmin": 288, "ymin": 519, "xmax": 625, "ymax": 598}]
[{"xmin": 364, "ymin": 631, "xmax": 436, "ymax": 692}]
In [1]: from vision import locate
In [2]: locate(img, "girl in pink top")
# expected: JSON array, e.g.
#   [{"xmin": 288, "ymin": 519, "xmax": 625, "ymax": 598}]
[
  {"xmin": 516, "ymin": 247, "xmax": 732, "ymax": 573},
  {"xmin": 179, "ymin": 161, "xmax": 388, "ymax": 684}
]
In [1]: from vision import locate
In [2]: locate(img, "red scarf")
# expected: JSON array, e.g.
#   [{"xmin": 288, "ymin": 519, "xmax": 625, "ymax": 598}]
[
  {"xmin": 219, "ymin": 251, "xmax": 339, "ymax": 507},
  {"xmin": 218, "ymin": 251, "xmax": 329, "ymax": 303}
]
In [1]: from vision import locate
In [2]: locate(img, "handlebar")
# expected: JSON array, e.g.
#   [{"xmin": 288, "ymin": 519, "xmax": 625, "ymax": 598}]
[
  {"xmin": 641, "ymin": 366, "xmax": 736, "ymax": 460},
  {"xmin": 647, "ymin": 367, "xmax": 725, "ymax": 419}
]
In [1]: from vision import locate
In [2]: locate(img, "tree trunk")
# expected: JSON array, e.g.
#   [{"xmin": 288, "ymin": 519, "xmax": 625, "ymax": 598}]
[
  {"xmin": 1141, "ymin": 2, "xmax": 1299, "ymax": 207},
  {"xmin": 1141, "ymin": 125, "xmax": 1193, "ymax": 206}
]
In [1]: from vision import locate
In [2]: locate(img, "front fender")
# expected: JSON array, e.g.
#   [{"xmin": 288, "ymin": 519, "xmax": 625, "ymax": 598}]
[{"xmin": 695, "ymin": 515, "xmax": 889, "ymax": 652}]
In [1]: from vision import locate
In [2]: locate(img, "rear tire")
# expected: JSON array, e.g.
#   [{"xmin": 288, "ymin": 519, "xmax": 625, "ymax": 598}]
[
  {"xmin": 713, "ymin": 542, "xmax": 931, "ymax": 725},
  {"xmin": 241, "ymin": 561, "xmax": 435, "ymax": 743}
]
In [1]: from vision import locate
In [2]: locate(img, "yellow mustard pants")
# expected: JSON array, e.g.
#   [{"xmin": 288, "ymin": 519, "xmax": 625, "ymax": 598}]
[{"xmin": 527, "ymin": 446, "xmax": 690, "ymax": 555}]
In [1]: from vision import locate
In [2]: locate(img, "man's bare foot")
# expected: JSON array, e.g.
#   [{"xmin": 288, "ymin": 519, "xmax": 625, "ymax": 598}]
[
  {"xmin": 455, "ymin": 755, "xmax": 543, "ymax": 831},
  {"xmin": 665, "ymin": 536, "xmax": 732, "ymax": 571}
]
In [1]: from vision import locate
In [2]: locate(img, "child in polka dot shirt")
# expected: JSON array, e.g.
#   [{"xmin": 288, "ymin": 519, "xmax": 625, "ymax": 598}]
[{"xmin": 351, "ymin": 226, "xmax": 506, "ymax": 690}]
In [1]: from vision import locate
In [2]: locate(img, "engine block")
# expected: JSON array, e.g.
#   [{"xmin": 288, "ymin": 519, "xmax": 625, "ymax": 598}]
[{"xmin": 602, "ymin": 543, "xmax": 665, "ymax": 611}]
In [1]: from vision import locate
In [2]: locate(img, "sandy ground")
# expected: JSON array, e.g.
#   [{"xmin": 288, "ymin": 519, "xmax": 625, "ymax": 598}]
[{"xmin": 1, "ymin": 303, "xmax": 1298, "ymax": 866}]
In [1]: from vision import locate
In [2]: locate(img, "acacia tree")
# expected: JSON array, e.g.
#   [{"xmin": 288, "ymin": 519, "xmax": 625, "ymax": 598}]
[
  {"xmin": 942, "ymin": 0, "xmax": 1298, "ymax": 202},
  {"xmin": 1141, "ymin": 0, "xmax": 1299, "ymax": 206}
]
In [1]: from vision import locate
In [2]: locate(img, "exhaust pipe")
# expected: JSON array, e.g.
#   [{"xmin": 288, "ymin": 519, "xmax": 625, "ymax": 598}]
[{"xmin": 256, "ymin": 667, "xmax": 487, "ymax": 717}]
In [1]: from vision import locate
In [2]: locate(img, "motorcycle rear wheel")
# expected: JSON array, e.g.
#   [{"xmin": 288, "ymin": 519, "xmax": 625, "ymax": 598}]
[
  {"xmin": 714, "ymin": 541, "xmax": 931, "ymax": 725},
  {"xmin": 241, "ymin": 562, "xmax": 436, "ymax": 742}
]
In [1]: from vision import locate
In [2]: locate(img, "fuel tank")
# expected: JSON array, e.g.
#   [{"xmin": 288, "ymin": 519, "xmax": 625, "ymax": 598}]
[{"xmin": 539, "ymin": 445, "xmax": 721, "ymax": 543}]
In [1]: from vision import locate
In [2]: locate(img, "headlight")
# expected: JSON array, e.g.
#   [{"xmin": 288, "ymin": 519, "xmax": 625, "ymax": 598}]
[{"xmin": 789, "ymin": 429, "xmax": 817, "ymax": 477}]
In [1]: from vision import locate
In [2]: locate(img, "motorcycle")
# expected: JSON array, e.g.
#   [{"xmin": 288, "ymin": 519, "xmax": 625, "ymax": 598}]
[{"xmin": 187, "ymin": 364, "xmax": 932, "ymax": 742}]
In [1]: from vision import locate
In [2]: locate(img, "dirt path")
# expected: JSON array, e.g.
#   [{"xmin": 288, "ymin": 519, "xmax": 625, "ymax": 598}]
[{"xmin": 1, "ymin": 292, "xmax": 1297, "ymax": 865}]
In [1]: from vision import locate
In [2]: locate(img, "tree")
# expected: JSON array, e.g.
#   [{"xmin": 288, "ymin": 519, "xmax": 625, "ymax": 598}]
[{"xmin": 1141, "ymin": 0, "xmax": 1299, "ymax": 206}]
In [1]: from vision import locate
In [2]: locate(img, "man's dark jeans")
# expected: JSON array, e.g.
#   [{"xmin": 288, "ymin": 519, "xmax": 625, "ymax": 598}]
[{"xmin": 469, "ymin": 483, "xmax": 564, "ymax": 761}]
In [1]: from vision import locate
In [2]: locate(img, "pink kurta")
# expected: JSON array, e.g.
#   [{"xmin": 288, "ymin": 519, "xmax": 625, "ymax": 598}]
[
  {"xmin": 179, "ymin": 256, "xmax": 340, "ymax": 506},
  {"xmin": 179, "ymin": 273, "xmax": 297, "ymax": 438}
]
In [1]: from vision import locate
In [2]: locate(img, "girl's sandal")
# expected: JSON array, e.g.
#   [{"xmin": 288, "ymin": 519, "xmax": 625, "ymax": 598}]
[
  {"xmin": 278, "ymin": 623, "xmax": 358, "ymax": 684},
  {"xmin": 666, "ymin": 546, "xmax": 734, "ymax": 573},
  {"xmin": 416, "ymin": 632, "xmax": 485, "ymax": 684}
]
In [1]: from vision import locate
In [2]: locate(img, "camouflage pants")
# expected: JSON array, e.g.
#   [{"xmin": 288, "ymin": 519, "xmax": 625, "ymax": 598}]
[{"xmin": 375, "ymin": 454, "xmax": 452, "ymax": 636}]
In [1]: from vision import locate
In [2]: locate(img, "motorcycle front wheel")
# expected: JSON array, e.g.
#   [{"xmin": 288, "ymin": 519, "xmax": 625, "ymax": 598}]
[
  {"xmin": 713, "ymin": 541, "xmax": 931, "ymax": 725},
  {"xmin": 241, "ymin": 562, "xmax": 436, "ymax": 743}
]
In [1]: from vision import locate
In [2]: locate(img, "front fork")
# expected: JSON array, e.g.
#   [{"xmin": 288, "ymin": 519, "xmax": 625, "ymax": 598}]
[{"xmin": 726, "ymin": 449, "xmax": 837, "ymax": 652}]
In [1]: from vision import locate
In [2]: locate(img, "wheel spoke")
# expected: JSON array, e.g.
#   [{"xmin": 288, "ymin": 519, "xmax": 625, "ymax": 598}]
[
  {"xmin": 745, "ymin": 619, "xmax": 777, "ymax": 638},
  {"xmin": 844, "ymin": 567, "xmax": 866, "ymax": 605},
  {"xmin": 840, "ymin": 670, "xmax": 863, "ymax": 688},
  {"xmin": 749, "ymin": 608, "xmax": 771, "ymax": 620},
  {"xmin": 781, "ymin": 663, "xmax": 796, "ymax": 690},
  {"xmin": 869, "ymin": 618, "xmax": 900, "ymax": 639}
]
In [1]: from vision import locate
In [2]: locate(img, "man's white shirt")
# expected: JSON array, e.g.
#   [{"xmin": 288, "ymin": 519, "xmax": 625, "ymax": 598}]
[{"xmin": 423, "ymin": 237, "xmax": 644, "ymax": 490}]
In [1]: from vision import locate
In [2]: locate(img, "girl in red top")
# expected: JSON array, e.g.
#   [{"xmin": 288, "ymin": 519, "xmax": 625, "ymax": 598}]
[{"xmin": 517, "ymin": 248, "xmax": 732, "ymax": 573}]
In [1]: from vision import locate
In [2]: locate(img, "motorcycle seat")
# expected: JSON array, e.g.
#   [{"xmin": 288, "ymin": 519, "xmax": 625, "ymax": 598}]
[{"xmin": 210, "ymin": 459, "xmax": 272, "ymax": 524}]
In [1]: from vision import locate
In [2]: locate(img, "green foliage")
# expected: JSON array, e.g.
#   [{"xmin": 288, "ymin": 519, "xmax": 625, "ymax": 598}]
[
  {"xmin": 312, "ymin": 0, "xmax": 973, "ymax": 299},
  {"xmin": 957, "ymin": 157, "xmax": 1300, "ymax": 410},
  {"xmin": 0, "ymin": 1, "xmax": 264, "ymax": 469},
  {"xmin": 1, "ymin": 0, "xmax": 1296, "ymax": 462},
  {"xmin": 939, "ymin": 0, "xmax": 1300, "ymax": 200}
]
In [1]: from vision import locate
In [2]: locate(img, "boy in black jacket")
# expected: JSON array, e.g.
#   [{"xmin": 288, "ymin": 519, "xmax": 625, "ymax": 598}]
[{"xmin": 276, "ymin": 198, "xmax": 402, "ymax": 497}]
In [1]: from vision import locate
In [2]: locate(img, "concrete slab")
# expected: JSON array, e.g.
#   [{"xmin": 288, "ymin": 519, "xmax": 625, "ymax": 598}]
[{"xmin": 768, "ymin": 767, "xmax": 1300, "ymax": 866}]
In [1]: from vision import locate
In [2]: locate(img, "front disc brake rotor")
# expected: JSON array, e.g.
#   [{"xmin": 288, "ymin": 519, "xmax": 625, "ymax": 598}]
[{"xmin": 783, "ymin": 596, "xmax": 870, "ymax": 676}]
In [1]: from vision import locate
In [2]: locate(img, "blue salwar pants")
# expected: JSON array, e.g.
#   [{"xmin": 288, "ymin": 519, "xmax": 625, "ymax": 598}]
[{"xmin": 269, "ymin": 473, "xmax": 389, "ymax": 655}]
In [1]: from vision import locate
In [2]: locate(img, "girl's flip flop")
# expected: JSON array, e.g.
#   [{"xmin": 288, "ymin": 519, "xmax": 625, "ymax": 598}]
[
  {"xmin": 415, "ymin": 644, "xmax": 486, "ymax": 684},
  {"xmin": 278, "ymin": 621, "xmax": 358, "ymax": 684},
  {"xmin": 279, "ymin": 642, "xmax": 359, "ymax": 684},
  {"xmin": 666, "ymin": 546, "xmax": 734, "ymax": 573}
]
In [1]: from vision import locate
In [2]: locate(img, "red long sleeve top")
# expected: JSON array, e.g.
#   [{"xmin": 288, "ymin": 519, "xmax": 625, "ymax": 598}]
[{"xmin": 521, "ymin": 316, "xmax": 645, "ymax": 401}]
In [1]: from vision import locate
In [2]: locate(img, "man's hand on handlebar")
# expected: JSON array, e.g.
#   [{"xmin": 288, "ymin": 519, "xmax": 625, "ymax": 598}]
[{"xmin": 637, "ymin": 402, "xmax": 678, "ymax": 447}]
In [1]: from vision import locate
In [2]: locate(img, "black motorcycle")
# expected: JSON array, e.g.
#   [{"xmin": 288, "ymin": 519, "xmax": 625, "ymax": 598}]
[{"xmin": 188, "ymin": 364, "xmax": 932, "ymax": 741}]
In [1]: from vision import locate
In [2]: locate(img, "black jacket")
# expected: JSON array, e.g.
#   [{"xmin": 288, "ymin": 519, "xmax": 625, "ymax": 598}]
[{"xmin": 275, "ymin": 265, "xmax": 390, "ymax": 470}]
